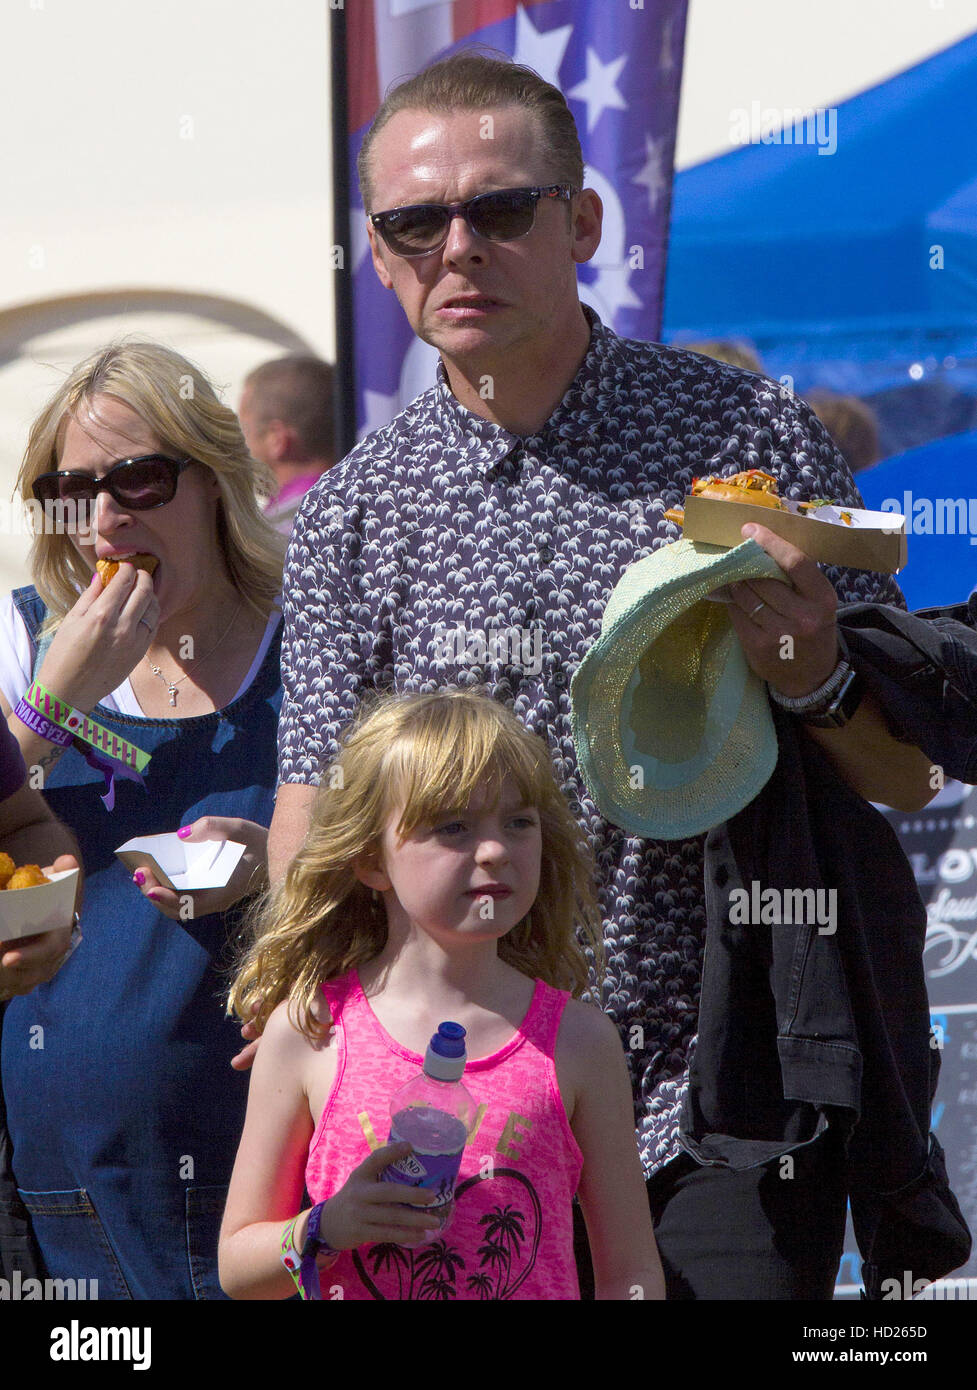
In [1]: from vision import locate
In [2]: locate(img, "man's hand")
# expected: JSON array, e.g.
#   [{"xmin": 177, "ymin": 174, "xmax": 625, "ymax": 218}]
[
  {"xmin": 231, "ymin": 1000, "xmax": 262, "ymax": 1072},
  {"xmin": 726, "ymin": 521, "xmax": 935, "ymax": 810},
  {"xmin": 726, "ymin": 522, "xmax": 840, "ymax": 696}
]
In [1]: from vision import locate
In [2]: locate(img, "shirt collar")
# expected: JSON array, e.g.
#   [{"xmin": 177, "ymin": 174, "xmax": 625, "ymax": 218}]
[{"xmin": 432, "ymin": 305, "xmax": 614, "ymax": 474}]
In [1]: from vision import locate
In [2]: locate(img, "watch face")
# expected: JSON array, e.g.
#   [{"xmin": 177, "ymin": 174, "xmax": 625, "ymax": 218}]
[{"xmin": 804, "ymin": 669, "xmax": 863, "ymax": 727}]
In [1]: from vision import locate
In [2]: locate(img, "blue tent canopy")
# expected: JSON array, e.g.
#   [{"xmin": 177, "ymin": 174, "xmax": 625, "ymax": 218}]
[
  {"xmin": 664, "ymin": 33, "xmax": 977, "ymax": 397},
  {"xmin": 856, "ymin": 428, "xmax": 977, "ymax": 609}
]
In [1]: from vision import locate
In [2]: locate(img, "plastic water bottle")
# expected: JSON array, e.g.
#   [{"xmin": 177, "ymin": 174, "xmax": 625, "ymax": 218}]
[{"xmin": 381, "ymin": 1022, "xmax": 477, "ymax": 1240}]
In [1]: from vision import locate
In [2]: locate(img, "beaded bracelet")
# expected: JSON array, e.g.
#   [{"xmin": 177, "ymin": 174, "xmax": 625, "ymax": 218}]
[{"xmin": 768, "ymin": 658, "xmax": 851, "ymax": 715}]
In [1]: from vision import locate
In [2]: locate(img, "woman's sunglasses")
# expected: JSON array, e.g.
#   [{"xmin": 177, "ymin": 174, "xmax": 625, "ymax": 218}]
[
  {"xmin": 32, "ymin": 454, "xmax": 193, "ymax": 510},
  {"xmin": 369, "ymin": 183, "xmax": 575, "ymax": 258}
]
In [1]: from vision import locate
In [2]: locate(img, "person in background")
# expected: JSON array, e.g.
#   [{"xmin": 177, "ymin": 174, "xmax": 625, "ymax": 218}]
[
  {"xmin": 679, "ymin": 339, "xmax": 765, "ymax": 374},
  {"xmin": 805, "ymin": 391, "xmax": 881, "ymax": 475},
  {"xmin": 238, "ymin": 355, "xmax": 337, "ymax": 535}
]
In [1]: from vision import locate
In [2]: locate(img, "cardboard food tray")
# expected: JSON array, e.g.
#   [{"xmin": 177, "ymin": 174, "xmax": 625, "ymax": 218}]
[
  {"xmin": 0, "ymin": 866, "xmax": 79, "ymax": 942},
  {"xmin": 115, "ymin": 833, "xmax": 245, "ymax": 893},
  {"xmin": 681, "ymin": 495, "xmax": 907, "ymax": 573}
]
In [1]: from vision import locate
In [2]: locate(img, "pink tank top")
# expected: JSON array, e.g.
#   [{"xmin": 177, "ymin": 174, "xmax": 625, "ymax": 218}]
[{"xmin": 305, "ymin": 969, "xmax": 583, "ymax": 1300}]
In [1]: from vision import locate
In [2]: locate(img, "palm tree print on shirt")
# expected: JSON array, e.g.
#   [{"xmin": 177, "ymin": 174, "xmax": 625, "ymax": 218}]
[{"xmin": 353, "ymin": 1168, "xmax": 543, "ymax": 1299}]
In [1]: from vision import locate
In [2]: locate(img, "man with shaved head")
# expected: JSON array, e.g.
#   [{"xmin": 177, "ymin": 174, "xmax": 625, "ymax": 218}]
[{"xmin": 239, "ymin": 355, "xmax": 336, "ymax": 534}]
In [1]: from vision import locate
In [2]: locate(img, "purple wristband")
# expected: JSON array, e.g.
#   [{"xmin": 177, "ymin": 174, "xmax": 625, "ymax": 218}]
[{"xmin": 13, "ymin": 698, "xmax": 74, "ymax": 747}]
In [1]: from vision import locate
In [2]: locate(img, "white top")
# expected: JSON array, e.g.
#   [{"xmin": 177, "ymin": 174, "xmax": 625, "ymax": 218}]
[{"xmin": 0, "ymin": 591, "xmax": 281, "ymax": 716}]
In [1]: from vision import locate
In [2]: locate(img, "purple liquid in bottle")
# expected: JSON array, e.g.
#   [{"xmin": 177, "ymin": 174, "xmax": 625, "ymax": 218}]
[{"xmin": 381, "ymin": 1023, "xmax": 476, "ymax": 1240}]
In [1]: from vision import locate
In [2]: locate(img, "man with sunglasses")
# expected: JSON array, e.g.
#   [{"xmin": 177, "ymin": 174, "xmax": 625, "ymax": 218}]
[{"xmin": 271, "ymin": 53, "xmax": 939, "ymax": 1300}]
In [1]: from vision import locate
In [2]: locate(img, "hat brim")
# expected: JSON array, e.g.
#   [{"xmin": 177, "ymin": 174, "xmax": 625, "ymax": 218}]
[{"xmin": 571, "ymin": 538, "xmax": 788, "ymax": 840}]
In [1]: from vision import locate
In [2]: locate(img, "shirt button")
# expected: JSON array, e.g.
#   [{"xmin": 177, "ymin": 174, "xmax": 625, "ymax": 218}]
[
  {"xmin": 537, "ymin": 542, "xmax": 554, "ymax": 563},
  {"xmin": 553, "ymin": 670, "xmax": 567, "ymax": 688}
]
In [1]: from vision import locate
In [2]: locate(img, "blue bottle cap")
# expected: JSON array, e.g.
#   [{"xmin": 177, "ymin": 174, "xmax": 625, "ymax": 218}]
[{"xmin": 429, "ymin": 1022, "xmax": 466, "ymax": 1059}]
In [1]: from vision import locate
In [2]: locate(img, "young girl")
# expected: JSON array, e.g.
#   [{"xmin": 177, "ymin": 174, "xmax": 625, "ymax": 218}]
[{"xmin": 218, "ymin": 688, "xmax": 664, "ymax": 1301}]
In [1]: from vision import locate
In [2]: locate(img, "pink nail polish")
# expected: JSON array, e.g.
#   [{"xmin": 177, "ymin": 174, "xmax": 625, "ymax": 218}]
[
  {"xmin": 177, "ymin": 826, "xmax": 192, "ymax": 839},
  {"xmin": 133, "ymin": 870, "xmax": 145, "ymax": 886},
  {"xmin": 147, "ymin": 890, "xmax": 161, "ymax": 901}
]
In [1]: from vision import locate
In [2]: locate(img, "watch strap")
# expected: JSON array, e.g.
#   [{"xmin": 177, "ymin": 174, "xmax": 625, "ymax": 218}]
[{"xmin": 800, "ymin": 666, "xmax": 864, "ymax": 728}]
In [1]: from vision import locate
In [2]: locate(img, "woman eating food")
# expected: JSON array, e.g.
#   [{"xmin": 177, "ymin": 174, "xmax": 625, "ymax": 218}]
[{"xmin": 0, "ymin": 340, "xmax": 286, "ymax": 1298}]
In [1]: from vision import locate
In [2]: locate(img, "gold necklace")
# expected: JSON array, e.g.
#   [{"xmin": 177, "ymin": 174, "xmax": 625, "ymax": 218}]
[{"xmin": 146, "ymin": 602, "xmax": 242, "ymax": 706}]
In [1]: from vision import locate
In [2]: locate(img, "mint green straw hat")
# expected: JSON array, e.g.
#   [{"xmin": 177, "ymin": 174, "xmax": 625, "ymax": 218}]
[{"xmin": 570, "ymin": 537, "xmax": 790, "ymax": 840}]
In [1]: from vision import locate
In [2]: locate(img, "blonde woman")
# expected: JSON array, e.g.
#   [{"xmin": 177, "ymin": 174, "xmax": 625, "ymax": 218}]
[
  {"xmin": 0, "ymin": 341, "xmax": 285, "ymax": 1298},
  {"xmin": 220, "ymin": 688, "xmax": 663, "ymax": 1301}
]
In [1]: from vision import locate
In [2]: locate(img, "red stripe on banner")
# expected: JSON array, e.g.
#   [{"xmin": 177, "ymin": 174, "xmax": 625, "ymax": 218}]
[
  {"xmin": 347, "ymin": 0, "xmax": 380, "ymax": 134},
  {"xmin": 451, "ymin": 0, "xmax": 547, "ymax": 44}
]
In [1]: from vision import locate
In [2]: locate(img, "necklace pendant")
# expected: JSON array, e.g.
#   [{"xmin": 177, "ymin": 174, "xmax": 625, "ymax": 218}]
[{"xmin": 168, "ymin": 685, "xmax": 178, "ymax": 706}]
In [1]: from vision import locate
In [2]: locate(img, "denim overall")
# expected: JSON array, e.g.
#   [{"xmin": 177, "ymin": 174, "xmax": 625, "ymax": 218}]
[{"xmin": 1, "ymin": 587, "xmax": 282, "ymax": 1298}]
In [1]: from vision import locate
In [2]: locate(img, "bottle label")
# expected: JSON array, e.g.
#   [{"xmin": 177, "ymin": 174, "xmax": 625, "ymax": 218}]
[{"xmin": 383, "ymin": 1106, "xmax": 467, "ymax": 1210}]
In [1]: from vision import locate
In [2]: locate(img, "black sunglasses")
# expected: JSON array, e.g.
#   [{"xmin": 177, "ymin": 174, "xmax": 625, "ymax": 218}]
[
  {"xmin": 32, "ymin": 454, "xmax": 193, "ymax": 511},
  {"xmin": 370, "ymin": 184, "xmax": 575, "ymax": 257}
]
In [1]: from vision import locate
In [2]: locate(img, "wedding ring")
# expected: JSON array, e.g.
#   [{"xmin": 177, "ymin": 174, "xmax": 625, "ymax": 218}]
[
  {"xmin": 138, "ymin": 616, "xmax": 154, "ymax": 630},
  {"xmin": 749, "ymin": 600, "xmax": 766, "ymax": 618}
]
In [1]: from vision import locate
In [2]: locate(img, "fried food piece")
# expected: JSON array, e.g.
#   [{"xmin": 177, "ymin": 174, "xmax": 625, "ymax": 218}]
[
  {"xmin": 4, "ymin": 864, "xmax": 50, "ymax": 890},
  {"xmin": 96, "ymin": 554, "xmax": 159, "ymax": 589},
  {"xmin": 665, "ymin": 469, "xmax": 785, "ymax": 526},
  {"xmin": 0, "ymin": 851, "xmax": 15, "ymax": 888}
]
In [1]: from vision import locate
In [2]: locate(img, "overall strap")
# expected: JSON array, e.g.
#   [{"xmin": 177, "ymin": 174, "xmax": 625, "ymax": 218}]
[{"xmin": 11, "ymin": 586, "xmax": 52, "ymax": 682}]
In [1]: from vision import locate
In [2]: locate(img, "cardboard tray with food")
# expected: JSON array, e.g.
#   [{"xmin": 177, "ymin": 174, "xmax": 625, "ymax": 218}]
[
  {"xmin": 666, "ymin": 469, "xmax": 907, "ymax": 573},
  {"xmin": 0, "ymin": 863, "xmax": 80, "ymax": 942}
]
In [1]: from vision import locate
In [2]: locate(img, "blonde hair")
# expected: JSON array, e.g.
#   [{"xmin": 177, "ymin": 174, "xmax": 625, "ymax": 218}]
[
  {"xmin": 229, "ymin": 688, "xmax": 603, "ymax": 1040},
  {"xmin": 16, "ymin": 340, "xmax": 286, "ymax": 631}
]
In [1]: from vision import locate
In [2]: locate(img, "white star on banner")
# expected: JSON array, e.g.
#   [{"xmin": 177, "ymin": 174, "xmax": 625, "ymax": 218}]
[
  {"xmin": 633, "ymin": 133, "xmax": 668, "ymax": 213},
  {"xmin": 568, "ymin": 48, "xmax": 627, "ymax": 133},
  {"xmin": 592, "ymin": 264, "xmax": 643, "ymax": 319},
  {"xmin": 511, "ymin": 5, "xmax": 573, "ymax": 88}
]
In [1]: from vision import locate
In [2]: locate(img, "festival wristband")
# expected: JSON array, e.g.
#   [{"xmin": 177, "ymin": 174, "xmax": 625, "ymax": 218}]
[
  {"xmin": 22, "ymin": 681, "xmax": 152, "ymax": 811},
  {"xmin": 280, "ymin": 1204, "xmax": 339, "ymax": 1301},
  {"xmin": 13, "ymin": 698, "xmax": 74, "ymax": 748}
]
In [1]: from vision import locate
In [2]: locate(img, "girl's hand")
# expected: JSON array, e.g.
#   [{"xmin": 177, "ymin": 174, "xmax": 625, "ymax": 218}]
[
  {"xmin": 312, "ymin": 1144, "xmax": 443, "ymax": 1251},
  {"xmin": 131, "ymin": 817, "xmax": 268, "ymax": 922},
  {"xmin": 37, "ymin": 564, "xmax": 160, "ymax": 711}
]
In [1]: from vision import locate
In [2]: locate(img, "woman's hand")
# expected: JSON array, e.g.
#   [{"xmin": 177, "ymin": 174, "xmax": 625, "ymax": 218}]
[
  {"xmin": 131, "ymin": 816, "xmax": 268, "ymax": 922},
  {"xmin": 308, "ymin": 1144, "xmax": 443, "ymax": 1252},
  {"xmin": 37, "ymin": 564, "xmax": 160, "ymax": 712}
]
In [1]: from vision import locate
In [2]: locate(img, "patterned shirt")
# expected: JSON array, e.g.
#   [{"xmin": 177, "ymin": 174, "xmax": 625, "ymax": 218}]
[{"xmin": 279, "ymin": 308, "xmax": 901, "ymax": 1175}]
